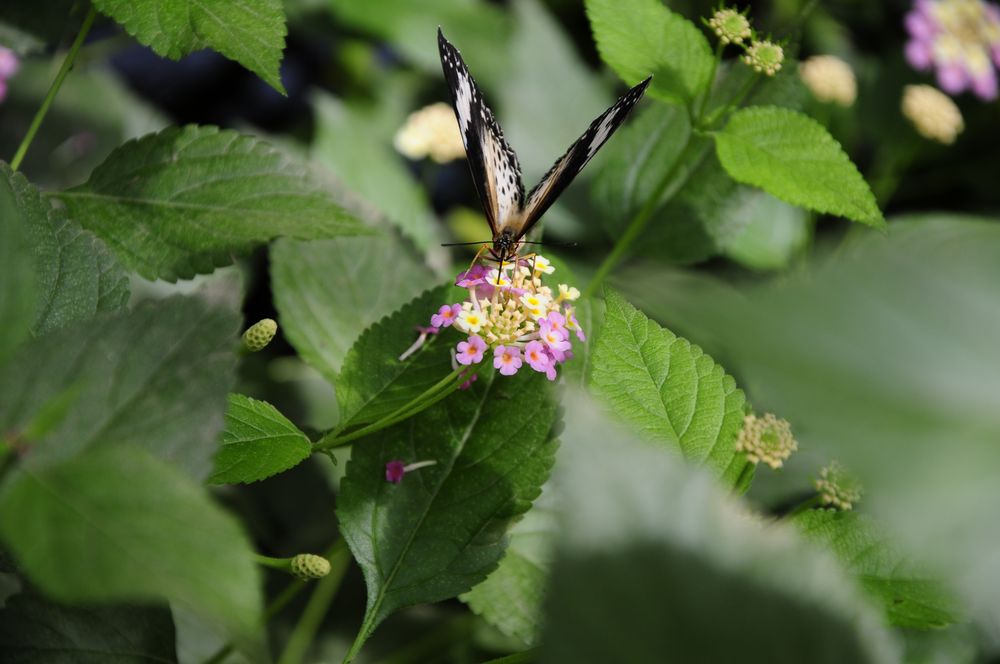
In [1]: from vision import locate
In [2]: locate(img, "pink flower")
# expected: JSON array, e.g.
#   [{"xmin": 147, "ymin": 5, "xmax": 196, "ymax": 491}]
[
  {"xmin": 459, "ymin": 371, "xmax": 478, "ymax": 390},
  {"xmin": 523, "ymin": 341, "xmax": 551, "ymax": 374},
  {"xmin": 545, "ymin": 311, "xmax": 567, "ymax": 337},
  {"xmin": 385, "ymin": 460, "xmax": 406, "ymax": 483},
  {"xmin": 456, "ymin": 264, "xmax": 488, "ymax": 288},
  {"xmin": 493, "ymin": 345, "xmax": 522, "ymax": 376},
  {"xmin": 539, "ymin": 322, "xmax": 572, "ymax": 360},
  {"xmin": 431, "ymin": 303, "xmax": 461, "ymax": 328},
  {"xmin": 568, "ymin": 311, "xmax": 587, "ymax": 342},
  {"xmin": 0, "ymin": 48, "xmax": 18, "ymax": 80},
  {"xmin": 456, "ymin": 335, "xmax": 487, "ymax": 365}
]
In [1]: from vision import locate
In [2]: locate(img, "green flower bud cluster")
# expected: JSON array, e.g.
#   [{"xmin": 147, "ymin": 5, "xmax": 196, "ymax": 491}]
[
  {"xmin": 706, "ymin": 6, "xmax": 785, "ymax": 77},
  {"xmin": 290, "ymin": 553, "xmax": 331, "ymax": 579},
  {"xmin": 243, "ymin": 318, "xmax": 277, "ymax": 352}
]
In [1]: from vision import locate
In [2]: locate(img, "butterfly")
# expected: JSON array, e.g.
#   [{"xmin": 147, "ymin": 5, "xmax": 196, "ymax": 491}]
[{"xmin": 438, "ymin": 27, "xmax": 651, "ymax": 269}]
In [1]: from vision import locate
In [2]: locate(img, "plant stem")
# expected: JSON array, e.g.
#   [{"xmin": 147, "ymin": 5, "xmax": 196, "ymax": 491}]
[
  {"xmin": 786, "ymin": 494, "xmax": 824, "ymax": 518},
  {"xmin": 478, "ymin": 650, "xmax": 541, "ymax": 664},
  {"xmin": 733, "ymin": 460, "xmax": 755, "ymax": 493},
  {"xmin": 278, "ymin": 540, "xmax": 351, "ymax": 664},
  {"xmin": 313, "ymin": 369, "xmax": 464, "ymax": 451},
  {"xmin": 10, "ymin": 5, "xmax": 97, "ymax": 171},
  {"xmin": 367, "ymin": 614, "xmax": 476, "ymax": 664},
  {"xmin": 694, "ymin": 42, "xmax": 725, "ymax": 122},
  {"xmin": 253, "ymin": 553, "xmax": 292, "ymax": 571}
]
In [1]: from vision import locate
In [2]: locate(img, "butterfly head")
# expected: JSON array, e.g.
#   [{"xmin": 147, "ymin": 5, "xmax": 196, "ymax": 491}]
[{"xmin": 491, "ymin": 228, "xmax": 518, "ymax": 265}]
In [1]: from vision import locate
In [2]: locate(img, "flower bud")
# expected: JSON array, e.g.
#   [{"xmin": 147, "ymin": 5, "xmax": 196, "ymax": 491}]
[
  {"xmin": 799, "ymin": 55, "xmax": 857, "ymax": 107},
  {"xmin": 735, "ymin": 413, "xmax": 797, "ymax": 469},
  {"xmin": 242, "ymin": 318, "xmax": 277, "ymax": 352},
  {"xmin": 743, "ymin": 40, "xmax": 784, "ymax": 76},
  {"xmin": 814, "ymin": 461, "xmax": 863, "ymax": 511},
  {"xmin": 290, "ymin": 553, "xmax": 331, "ymax": 579},
  {"xmin": 708, "ymin": 9, "xmax": 752, "ymax": 45},
  {"xmin": 902, "ymin": 84, "xmax": 964, "ymax": 144}
]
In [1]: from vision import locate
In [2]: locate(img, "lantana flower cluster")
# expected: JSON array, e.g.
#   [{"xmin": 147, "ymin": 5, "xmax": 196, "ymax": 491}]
[
  {"xmin": 905, "ymin": 0, "xmax": 1000, "ymax": 100},
  {"xmin": 735, "ymin": 413, "xmax": 798, "ymax": 469},
  {"xmin": 706, "ymin": 7, "xmax": 784, "ymax": 77},
  {"xmin": 424, "ymin": 255, "xmax": 584, "ymax": 381}
]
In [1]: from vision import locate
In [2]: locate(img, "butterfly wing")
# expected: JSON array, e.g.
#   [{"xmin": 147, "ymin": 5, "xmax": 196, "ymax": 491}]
[
  {"xmin": 438, "ymin": 28, "xmax": 524, "ymax": 237},
  {"xmin": 513, "ymin": 77, "xmax": 652, "ymax": 239}
]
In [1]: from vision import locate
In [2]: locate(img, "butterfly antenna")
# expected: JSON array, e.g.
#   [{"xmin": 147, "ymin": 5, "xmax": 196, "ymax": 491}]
[
  {"xmin": 441, "ymin": 240, "xmax": 493, "ymax": 247},
  {"xmin": 518, "ymin": 241, "xmax": 579, "ymax": 248}
]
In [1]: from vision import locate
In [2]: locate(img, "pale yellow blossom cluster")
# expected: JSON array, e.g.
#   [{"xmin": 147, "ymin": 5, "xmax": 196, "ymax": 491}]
[
  {"xmin": 814, "ymin": 461, "xmax": 863, "ymax": 511},
  {"xmin": 708, "ymin": 9, "xmax": 751, "ymax": 45},
  {"xmin": 799, "ymin": 55, "xmax": 858, "ymax": 107},
  {"xmin": 743, "ymin": 40, "xmax": 785, "ymax": 76},
  {"xmin": 393, "ymin": 102, "xmax": 466, "ymax": 163},
  {"xmin": 735, "ymin": 413, "xmax": 797, "ymax": 469},
  {"xmin": 902, "ymin": 84, "xmax": 965, "ymax": 144}
]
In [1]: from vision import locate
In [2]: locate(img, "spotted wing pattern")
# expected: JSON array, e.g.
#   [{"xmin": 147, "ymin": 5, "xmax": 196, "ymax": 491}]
[
  {"xmin": 438, "ymin": 28, "xmax": 524, "ymax": 236},
  {"xmin": 516, "ymin": 76, "xmax": 652, "ymax": 236}
]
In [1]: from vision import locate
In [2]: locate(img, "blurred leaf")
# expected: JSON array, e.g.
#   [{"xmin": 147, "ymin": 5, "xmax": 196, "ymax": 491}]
[
  {"xmin": 461, "ymin": 486, "xmax": 557, "ymax": 646},
  {"xmin": 541, "ymin": 392, "xmax": 900, "ymax": 664},
  {"xmin": 794, "ymin": 510, "xmax": 959, "ymax": 630},
  {"xmin": 707, "ymin": 60, "xmax": 807, "ymax": 115},
  {"xmin": 0, "ymin": 297, "xmax": 238, "ymax": 481},
  {"xmin": 0, "ymin": 163, "xmax": 38, "ymax": 365},
  {"xmin": 589, "ymin": 289, "xmax": 748, "ymax": 487},
  {"xmin": 92, "ymin": 0, "xmax": 288, "ymax": 93},
  {"xmin": 52, "ymin": 125, "xmax": 373, "ymax": 281},
  {"xmin": 585, "ymin": 0, "xmax": 713, "ymax": 105},
  {"xmin": 338, "ymin": 370, "xmax": 557, "ymax": 650},
  {"xmin": 312, "ymin": 92, "xmax": 439, "ymax": 251},
  {"xmin": 718, "ymin": 190, "xmax": 809, "ymax": 271},
  {"xmin": 0, "ymin": 0, "xmax": 76, "ymax": 54},
  {"xmin": 560, "ymin": 297, "xmax": 601, "ymax": 389},
  {"xmin": 713, "ymin": 107, "xmax": 884, "ymax": 228},
  {"xmin": 2, "ymin": 165, "xmax": 128, "ymax": 336},
  {"xmin": 499, "ymin": 0, "xmax": 610, "ymax": 184},
  {"xmin": 0, "ymin": 445, "xmax": 262, "ymax": 654},
  {"xmin": 209, "ymin": 394, "xmax": 312, "ymax": 485},
  {"xmin": 334, "ymin": 284, "xmax": 455, "ymax": 429},
  {"xmin": 328, "ymin": 0, "xmax": 511, "ymax": 87},
  {"xmin": 0, "ymin": 592, "xmax": 176, "ymax": 663},
  {"xmin": 271, "ymin": 235, "xmax": 434, "ymax": 385}
]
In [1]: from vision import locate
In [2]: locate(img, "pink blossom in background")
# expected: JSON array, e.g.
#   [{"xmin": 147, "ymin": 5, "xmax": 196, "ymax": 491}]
[
  {"xmin": 0, "ymin": 47, "xmax": 19, "ymax": 104},
  {"xmin": 905, "ymin": 0, "xmax": 1000, "ymax": 99}
]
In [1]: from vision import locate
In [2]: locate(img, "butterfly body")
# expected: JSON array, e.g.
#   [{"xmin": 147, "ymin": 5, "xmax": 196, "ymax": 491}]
[{"xmin": 438, "ymin": 28, "xmax": 650, "ymax": 264}]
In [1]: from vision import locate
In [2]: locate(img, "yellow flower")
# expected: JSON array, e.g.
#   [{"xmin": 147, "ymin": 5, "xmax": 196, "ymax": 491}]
[
  {"xmin": 799, "ymin": 55, "xmax": 857, "ymax": 107},
  {"xmin": 456, "ymin": 309, "xmax": 485, "ymax": 334},
  {"xmin": 901, "ymin": 84, "xmax": 964, "ymax": 144},
  {"xmin": 393, "ymin": 102, "xmax": 466, "ymax": 163},
  {"xmin": 814, "ymin": 461, "xmax": 863, "ymax": 510},
  {"xmin": 735, "ymin": 413, "xmax": 797, "ymax": 469}
]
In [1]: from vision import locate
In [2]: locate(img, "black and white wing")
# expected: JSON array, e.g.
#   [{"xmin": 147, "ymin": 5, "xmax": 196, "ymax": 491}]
[
  {"xmin": 516, "ymin": 77, "xmax": 652, "ymax": 237},
  {"xmin": 437, "ymin": 28, "xmax": 524, "ymax": 236}
]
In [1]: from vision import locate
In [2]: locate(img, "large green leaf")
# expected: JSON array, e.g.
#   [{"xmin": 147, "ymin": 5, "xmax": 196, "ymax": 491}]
[
  {"xmin": 541, "ymin": 393, "xmax": 900, "ymax": 664},
  {"xmin": 794, "ymin": 510, "xmax": 958, "ymax": 629},
  {"xmin": 0, "ymin": 163, "xmax": 38, "ymax": 365},
  {"xmin": 584, "ymin": 0, "xmax": 714, "ymax": 105},
  {"xmin": 92, "ymin": 0, "xmax": 287, "ymax": 93},
  {"xmin": 718, "ymin": 190, "xmax": 809, "ymax": 271},
  {"xmin": 2, "ymin": 165, "xmax": 128, "ymax": 336},
  {"xmin": 713, "ymin": 106, "xmax": 884, "ymax": 228},
  {"xmin": 0, "ymin": 445, "xmax": 262, "ymax": 653},
  {"xmin": 0, "ymin": 593, "xmax": 176, "ymax": 663},
  {"xmin": 338, "ymin": 370, "xmax": 557, "ymax": 652},
  {"xmin": 271, "ymin": 235, "xmax": 434, "ymax": 384},
  {"xmin": 589, "ymin": 288, "xmax": 748, "ymax": 487},
  {"xmin": 334, "ymin": 285, "xmax": 456, "ymax": 429},
  {"xmin": 312, "ymin": 92, "xmax": 439, "ymax": 251},
  {"xmin": 51, "ymin": 125, "xmax": 373, "ymax": 281},
  {"xmin": 461, "ymin": 485, "xmax": 557, "ymax": 646},
  {"xmin": 0, "ymin": 296, "xmax": 238, "ymax": 481},
  {"xmin": 209, "ymin": 394, "xmax": 312, "ymax": 485}
]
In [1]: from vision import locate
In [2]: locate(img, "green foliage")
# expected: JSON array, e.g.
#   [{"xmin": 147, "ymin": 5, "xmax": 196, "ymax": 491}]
[
  {"xmin": 337, "ymin": 370, "xmax": 557, "ymax": 650},
  {"xmin": 0, "ymin": 0, "xmax": 76, "ymax": 54},
  {"xmin": 52, "ymin": 125, "xmax": 373, "ymax": 281},
  {"xmin": 334, "ymin": 285, "xmax": 456, "ymax": 429},
  {"xmin": 0, "ymin": 445, "xmax": 263, "ymax": 653},
  {"xmin": 794, "ymin": 510, "xmax": 958, "ymax": 629},
  {"xmin": 543, "ymin": 393, "xmax": 900, "ymax": 664},
  {"xmin": 0, "ymin": 163, "xmax": 38, "ymax": 365},
  {"xmin": 461, "ymin": 486, "xmax": 556, "ymax": 646},
  {"xmin": 271, "ymin": 236, "xmax": 434, "ymax": 385},
  {"xmin": 2, "ymin": 164, "xmax": 128, "ymax": 336},
  {"xmin": 0, "ymin": 593, "xmax": 176, "ymax": 663},
  {"xmin": 713, "ymin": 107, "xmax": 885, "ymax": 228},
  {"xmin": 92, "ymin": 0, "xmax": 288, "ymax": 93},
  {"xmin": 210, "ymin": 394, "xmax": 312, "ymax": 485},
  {"xmin": 585, "ymin": 0, "xmax": 714, "ymax": 105},
  {"xmin": 590, "ymin": 288, "xmax": 747, "ymax": 487},
  {"xmin": 718, "ymin": 190, "xmax": 809, "ymax": 271},
  {"xmin": 0, "ymin": 297, "xmax": 238, "ymax": 481}
]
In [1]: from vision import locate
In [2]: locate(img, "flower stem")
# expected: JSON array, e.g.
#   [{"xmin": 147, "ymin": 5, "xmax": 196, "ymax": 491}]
[
  {"xmin": 277, "ymin": 540, "xmax": 351, "ymax": 664},
  {"xmin": 252, "ymin": 553, "xmax": 292, "ymax": 571},
  {"xmin": 10, "ymin": 5, "xmax": 97, "ymax": 171},
  {"xmin": 786, "ymin": 494, "xmax": 824, "ymax": 518},
  {"xmin": 313, "ymin": 369, "xmax": 464, "ymax": 450}
]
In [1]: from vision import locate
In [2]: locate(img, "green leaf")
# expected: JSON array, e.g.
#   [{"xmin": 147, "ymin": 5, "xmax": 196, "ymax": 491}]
[
  {"xmin": 718, "ymin": 190, "xmax": 809, "ymax": 271},
  {"xmin": 312, "ymin": 92, "xmax": 440, "ymax": 251},
  {"xmin": 51, "ymin": 125, "xmax": 373, "ymax": 281},
  {"xmin": 0, "ymin": 445, "xmax": 263, "ymax": 653},
  {"xmin": 0, "ymin": 163, "xmax": 38, "ymax": 365},
  {"xmin": 0, "ymin": 593, "xmax": 176, "ymax": 663},
  {"xmin": 541, "ymin": 392, "xmax": 900, "ymax": 664},
  {"xmin": 338, "ymin": 370, "xmax": 557, "ymax": 649},
  {"xmin": 461, "ymin": 486, "xmax": 557, "ymax": 646},
  {"xmin": 713, "ymin": 106, "xmax": 884, "ymax": 228},
  {"xmin": 271, "ymin": 235, "xmax": 434, "ymax": 384},
  {"xmin": 584, "ymin": 0, "xmax": 714, "ymax": 105},
  {"xmin": 0, "ymin": 1, "xmax": 77, "ymax": 54},
  {"xmin": 0, "ymin": 296, "xmax": 239, "ymax": 481},
  {"xmin": 1, "ymin": 165, "xmax": 128, "ymax": 336},
  {"xmin": 794, "ymin": 510, "xmax": 959, "ymax": 629},
  {"xmin": 560, "ymin": 297, "xmax": 602, "ymax": 389},
  {"xmin": 589, "ymin": 288, "xmax": 747, "ymax": 486},
  {"xmin": 92, "ymin": 0, "xmax": 288, "ymax": 93},
  {"xmin": 209, "ymin": 394, "xmax": 312, "ymax": 485},
  {"xmin": 334, "ymin": 285, "xmax": 456, "ymax": 429}
]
